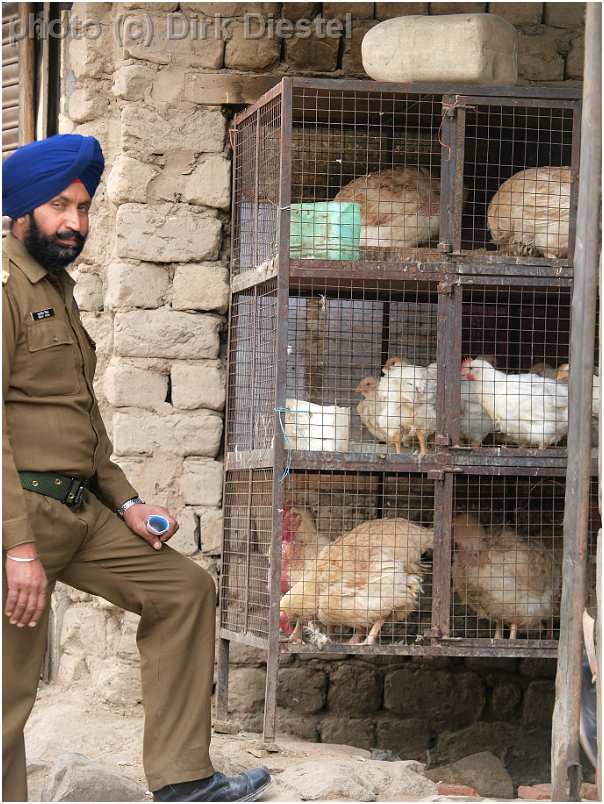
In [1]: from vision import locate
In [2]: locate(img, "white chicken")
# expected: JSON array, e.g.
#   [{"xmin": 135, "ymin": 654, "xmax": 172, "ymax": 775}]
[
  {"xmin": 460, "ymin": 377, "xmax": 495, "ymax": 446},
  {"xmin": 461, "ymin": 357, "xmax": 568, "ymax": 449},
  {"xmin": 375, "ymin": 357, "xmax": 437, "ymax": 455},
  {"xmin": 355, "ymin": 376, "xmax": 389, "ymax": 444},
  {"xmin": 487, "ymin": 166, "xmax": 571, "ymax": 259},
  {"xmin": 453, "ymin": 513, "xmax": 559, "ymax": 640},
  {"xmin": 284, "ymin": 398, "xmax": 351, "ymax": 452},
  {"xmin": 555, "ymin": 363, "xmax": 600, "ymax": 420},
  {"xmin": 280, "ymin": 516, "xmax": 434, "ymax": 646},
  {"xmin": 334, "ymin": 167, "xmax": 440, "ymax": 249}
]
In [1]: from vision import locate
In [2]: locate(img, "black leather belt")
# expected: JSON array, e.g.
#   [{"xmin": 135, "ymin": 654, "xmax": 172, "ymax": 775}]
[{"xmin": 19, "ymin": 471, "xmax": 89, "ymax": 509}]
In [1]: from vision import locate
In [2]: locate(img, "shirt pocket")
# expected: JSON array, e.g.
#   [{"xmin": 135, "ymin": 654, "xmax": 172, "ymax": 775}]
[{"xmin": 25, "ymin": 318, "xmax": 81, "ymax": 396}]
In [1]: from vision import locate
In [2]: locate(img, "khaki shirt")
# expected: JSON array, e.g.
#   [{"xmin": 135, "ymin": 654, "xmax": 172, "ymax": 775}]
[{"xmin": 2, "ymin": 232, "xmax": 138, "ymax": 549}]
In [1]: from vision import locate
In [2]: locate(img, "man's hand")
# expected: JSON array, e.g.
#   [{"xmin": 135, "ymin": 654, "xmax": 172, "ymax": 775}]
[
  {"xmin": 4, "ymin": 544, "xmax": 48, "ymax": 628},
  {"xmin": 123, "ymin": 504, "xmax": 179, "ymax": 550}
]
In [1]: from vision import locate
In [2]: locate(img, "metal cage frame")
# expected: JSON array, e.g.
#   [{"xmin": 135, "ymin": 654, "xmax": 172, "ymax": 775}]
[{"xmin": 217, "ymin": 78, "xmax": 596, "ymax": 743}]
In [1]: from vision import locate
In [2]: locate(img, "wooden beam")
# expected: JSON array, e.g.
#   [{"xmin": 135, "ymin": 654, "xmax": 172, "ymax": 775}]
[
  {"xmin": 551, "ymin": 3, "xmax": 602, "ymax": 801},
  {"xmin": 18, "ymin": 3, "xmax": 35, "ymax": 145}
]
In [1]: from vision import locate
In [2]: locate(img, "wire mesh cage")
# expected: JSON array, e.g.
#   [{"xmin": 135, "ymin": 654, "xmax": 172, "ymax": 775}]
[
  {"xmin": 231, "ymin": 80, "xmax": 582, "ymax": 275},
  {"xmin": 450, "ymin": 475, "xmax": 600, "ymax": 643}
]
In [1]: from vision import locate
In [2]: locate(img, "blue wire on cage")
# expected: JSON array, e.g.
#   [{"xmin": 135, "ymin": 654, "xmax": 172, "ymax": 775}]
[{"xmin": 275, "ymin": 407, "xmax": 293, "ymax": 482}]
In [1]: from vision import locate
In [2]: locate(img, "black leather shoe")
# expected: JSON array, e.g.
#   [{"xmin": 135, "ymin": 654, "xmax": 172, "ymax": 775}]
[{"xmin": 153, "ymin": 768, "xmax": 272, "ymax": 802}]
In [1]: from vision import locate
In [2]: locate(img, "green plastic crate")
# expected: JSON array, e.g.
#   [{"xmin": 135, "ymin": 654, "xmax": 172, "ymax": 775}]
[{"xmin": 289, "ymin": 202, "xmax": 361, "ymax": 260}]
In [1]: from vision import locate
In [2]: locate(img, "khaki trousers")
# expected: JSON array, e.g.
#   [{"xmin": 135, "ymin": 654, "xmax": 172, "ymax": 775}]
[{"xmin": 3, "ymin": 489, "xmax": 216, "ymax": 802}]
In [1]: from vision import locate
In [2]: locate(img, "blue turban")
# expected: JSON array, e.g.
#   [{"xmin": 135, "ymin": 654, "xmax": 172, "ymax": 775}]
[{"xmin": 2, "ymin": 134, "xmax": 104, "ymax": 219}]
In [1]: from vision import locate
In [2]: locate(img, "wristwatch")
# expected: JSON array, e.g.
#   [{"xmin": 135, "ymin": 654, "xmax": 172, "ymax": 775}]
[{"xmin": 116, "ymin": 496, "xmax": 145, "ymax": 519}]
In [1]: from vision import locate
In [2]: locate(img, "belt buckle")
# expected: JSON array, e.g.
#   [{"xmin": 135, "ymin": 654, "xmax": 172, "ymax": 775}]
[{"xmin": 66, "ymin": 477, "xmax": 85, "ymax": 509}]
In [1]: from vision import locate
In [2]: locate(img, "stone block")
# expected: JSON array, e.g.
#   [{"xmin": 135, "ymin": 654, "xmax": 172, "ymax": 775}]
[
  {"xmin": 80, "ymin": 312, "xmax": 113, "ymax": 356},
  {"xmin": 151, "ymin": 69, "xmax": 186, "ymax": 103},
  {"xmin": 106, "ymin": 155, "xmax": 157, "ymax": 205},
  {"xmin": 429, "ymin": 3, "xmax": 487, "ymax": 12},
  {"xmin": 185, "ymin": 155, "xmax": 231, "ymax": 210},
  {"xmin": 519, "ymin": 657, "xmax": 557, "ymax": 678},
  {"xmin": 56, "ymin": 653, "xmax": 88, "ymax": 686},
  {"xmin": 375, "ymin": 717, "xmax": 431, "ymax": 760},
  {"xmin": 281, "ymin": 3, "xmax": 316, "ymax": 20},
  {"xmin": 488, "ymin": 3, "xmax": 543, "ymax": 25},
  {"xmin": 566, "ymin": 34, "xmax": 584, "ymax": 79},
  {"xmin": 115, "ymin": 203, "xmax": 222, "ymax": 263},
  {"xmin": 491, "ymin": 681, "xmax": 522, "ymax": 720},
  {"xmin": 73, "ymin": 272, "xmax": 103, "ymax": 312},
  {"xmin": 112, "ymin": 63, "xmax": 155, "ymax": 100},
  {"xmin": 114, "ymin": 309, "xmax": 221, "ymax": 359},
  {"xmin": 384, "ymin": 669, "xmax": 485, "ymax": 726},
  {"xmin": 376, "ymin": 3, "xmax": 429, "ymax": 17},
  {"xmin": 68, "ymin": 27, "xmax": 112, "ymax": 79},
  {"xmin": 431, "ymin": 721, "xmax": 518, "ymax": 767},
  {"xmin": 103, "ymin": 360, "xmax": 168, "ymax": 408},
  {"xmin": 70, "ymin": 3, "xmax": 114, "ymax": 21},
  {"xmin": 227, "ymin": 667, "xmax": 267, "ymax": 713},
  {"xmin": 518, "ymin": 28, "xmax": 565, "ymax": 81},
  {"xmin": 341, "ymin": 20, "xmax": 379, "ymax": 76},
  {"xmin": 113, "ymin": 411, "xmax": 223, "ymax": 457},
  {"xmin": 121, "ymin": 105, "xmax": 226, "ymax": 159},
  {"xmin": 116, "ymin": 611, "xmax": 139, "ymax": 665},
  {"xmin": 172, "ymin": 264, "xmax": 229, "ymax": 313},
  {"xmin": 543, "ymin": 2, "xmax": 585, "ymax": 28},
  {"xmin": 426, "ymin": 751, "xmax": 514, "ymax": 800},
  {"xmin": 464, "ymin": 657, "xmax": 518, "ymax": 674},
  {"xmin": 522, "ymin": 680, "xmax": 555, "ymax": 727},
  {"xmin": 93, "ymin": 661, "xmax": 142, "ymax": 706},
  {"xmin": 327, "ymin": 663, "xmax": 381, "ymax": 714},
  {"xmin": 183, "ymin": 72, "xmax": 280, "ymax": 105},
  {"xmin": 437, "ymin": 782, "xmax": 480, "ymax": 797},
  {"xmin": 198, "ymin": 509, "xmax": 224, "ymax": 554},
  {"xmin": 323, "ymin": 2, "xmax": 374, "ymax": 18},
  {"xmin": 60, "ymin": 606, "xmax": 108, "ymax": 658},
  {"xmin": 122, "ymin": 13, "xmax": 224, "ymax": 68},
  {"xmin": 518, "ymin": 783, "xmax": 551, "ymax": 800},
  {"xmin": 320, "ymin": 716, "xmax": 375, "ymax": 749},
  {"xmin": 68, "ymin": 88, "xmax": 108, "ymax": 124},
  {"xmin": 115, "ymin": 454, "xmax": 182, "ymax": 506},
  {"xmin": 120, "ymin": 1, "xmax": 178, "ymax": 8},
  {"xmin": 285, "ymin": 31, "xmax": 340, "ymax": 71},
  {"xmin": 171, "ymin": 361, "xmax": 226, "ymax": 411},
  {"xmin": 224, "ymin": 21, "xmax": 280, "ymax": 70},
  {"xmin": 181, "ymin": 3, "xmax": 280, "ymax": 16},
  {"xmin": 277, "ymin": 666, "xmax": 328, "ymax": 713},
  {"xmin": 276, "ymin": 709, "xmax": 321, "ymax": 740},
  {"xmin": 228, "ymin": 640, "xmax": 265, "ymax": 665},
  {"xmin": 41, "ymin": 753, "xmax": 145, "ymax": 802},
  {"xmin": 167, "ymin": 507, "xmax": 200, "ymax": 555},
  {"xmin": 105, "ymin": 261, "xmax": 169, "ymax": 310},
  {"xmin": 180, "ymin": 459, "xmax": 224, "ymax": 505},
  {"xmin": 147, "ymin": 151, "xmax": 198, "ymax": 203}
]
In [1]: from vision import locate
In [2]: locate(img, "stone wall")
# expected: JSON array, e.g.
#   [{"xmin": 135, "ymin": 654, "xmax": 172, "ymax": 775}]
[{"xmin": 52, "ymin": 0, "xmax": 586, "ymax": 782}]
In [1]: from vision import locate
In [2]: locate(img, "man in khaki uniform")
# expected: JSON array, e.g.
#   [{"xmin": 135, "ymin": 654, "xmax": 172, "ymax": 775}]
[{"xmin": 2, "ymin": 134, "xmax": 271, "ymax": 802}]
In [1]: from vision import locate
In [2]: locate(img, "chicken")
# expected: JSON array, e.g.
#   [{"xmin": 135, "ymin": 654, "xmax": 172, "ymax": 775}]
[
  {"xmin": 460, "ymin": 377, "xmax": 495, "ymax": 446},
  {"xmin": 355, "ymin": 376, "xmax": 389, "ymax": 444},
  {"xmin": 280, "ymin": 517, "xmax": 434, "ymax": 645},
  {"xmin": 530, "ymin": 361, "xmax": 557, "ymax": 379},
  {"xmin": 487, "ymin": 166, "xmax": 571, "ymax": 259},
  {"xmin": 281, "ymin": 506, "xmax": 330, "ymax": 594},
  {"xmin": 461, "ymin": 357, "xmax": 568, "ymax": 449},
  {"xmin": 452, "ymin": 513, "xmax": 559, "ymax": 640},
  {"xmin": 334, "ymin": 167, "xmax": 440, "ymax": 249},
  {"xmin": 375, "ymin": 357, "xmax": 437, "ymax": 455},
  {"xmin": 555, "ymin": 362, "xmax": 600, "ymax": 420},
  {"xmin": 284, "ymin": 398, "xmax": 351, "ymax": 452}
]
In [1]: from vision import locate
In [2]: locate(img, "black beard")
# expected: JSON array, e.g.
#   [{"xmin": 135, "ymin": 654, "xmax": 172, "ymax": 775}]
[{"xmin": 23, "ymin": 213, "xmax": 86, "ymax": 274}]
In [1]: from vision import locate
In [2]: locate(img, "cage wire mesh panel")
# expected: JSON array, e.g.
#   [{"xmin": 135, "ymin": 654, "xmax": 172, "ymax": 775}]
[
  {"xmin": 278, "ymin": 471, "xmax": 435, "ymax": 648},
  {"xmin": 284, "ymin": 279, "xmax": 441, "ymax": 456},
  {"xmin": 289, "ymin": 87, "xmax": 443, "ymax": 262},
  {"xmin": 451, "ymin": 475, "xmax": 600, "ymax": 642},
  {"xmin": 458, "ymin": 283, "xmax": 578, "ymax": 451},
  {"xmin": 233, "ymin": 94, "xmax": 282, "ymax": 275},
  {"xmin": 226, "ymin": 281, "xmax": 278, "ymax": 452},
  {"xmin": 458, "ymin": 100, "xmax": 577, "ymax": 261},
  {"xmin": 221, "ymin": 469, "xmax": 273, "ymax": 639}
]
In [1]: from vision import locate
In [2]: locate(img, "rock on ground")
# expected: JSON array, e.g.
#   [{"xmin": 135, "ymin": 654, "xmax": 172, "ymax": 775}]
[
  {"xmin": 41, "ymin": 752, "xmax": 145, "ymax": 801},
  {"xmin": 426, "ymin": 751, "xmax": 514, "ymax": 799}
]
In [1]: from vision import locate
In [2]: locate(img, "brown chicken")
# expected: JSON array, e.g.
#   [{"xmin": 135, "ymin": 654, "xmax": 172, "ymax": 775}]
[
  {"xmin": 335, "ymin": 167, "xmax": 440, "ymax": 249},
  {"xmin": 452, "ymin": 513, "xmax": 559, "ymax": 640},
  {"xmin": 355, "ymin": 376, "xmax": 389, "ymax": 444},
  {"xmin": 280, "ymin": 516, "xmax": 434, "ymax": 645}
]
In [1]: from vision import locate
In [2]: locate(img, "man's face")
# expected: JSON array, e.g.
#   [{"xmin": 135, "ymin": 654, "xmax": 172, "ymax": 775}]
[{"xmin": 23, "ymin": 182, "xmax": 91, "ymax": 273}]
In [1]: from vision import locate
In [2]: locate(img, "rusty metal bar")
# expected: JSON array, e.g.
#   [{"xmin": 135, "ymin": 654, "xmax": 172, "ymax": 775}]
[
  {"xmin": 430, "ymin": 473, "xmax": 453, "ymax": 638},
  {"xmin": 552, "ymin": 5, "xmax": 601, "ymax": 800},
  {"xmin": 264, "ymin": 78, "xmax": 293, "ymax": 745}
]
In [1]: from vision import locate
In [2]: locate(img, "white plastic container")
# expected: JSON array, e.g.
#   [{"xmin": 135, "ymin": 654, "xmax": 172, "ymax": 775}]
[
  {"xmin": 284, "ymin": 399, "xmax": 351, "ymax": 452},
  {"xmin": 362, "ymin": 14, "xmax": 518, "ymax": 85}
]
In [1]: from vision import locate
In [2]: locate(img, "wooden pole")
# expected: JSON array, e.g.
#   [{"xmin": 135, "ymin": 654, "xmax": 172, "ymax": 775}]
[
  {"xmin": 551, "ymin": 4, "xmax": 602, "ymax": 800},
  {"xmin": 18, "ymin": 3, "xmax": 35, "ymax": 145}
]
